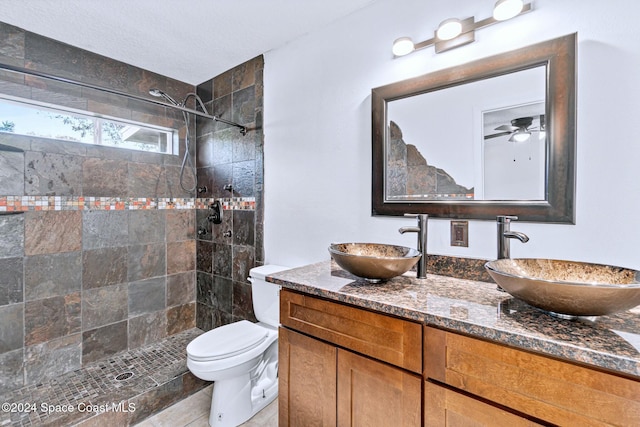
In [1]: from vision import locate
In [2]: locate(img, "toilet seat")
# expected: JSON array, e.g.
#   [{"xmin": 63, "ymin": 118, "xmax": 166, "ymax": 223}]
[{"xmin": 187, "ymin": 320, "xmax": 269, "ymax": 362}]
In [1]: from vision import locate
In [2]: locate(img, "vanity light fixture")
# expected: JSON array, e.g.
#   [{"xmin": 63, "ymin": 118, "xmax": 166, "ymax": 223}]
[{"xmin": 392, "ymin": 0, "xmax": 531, "ymax": 56}]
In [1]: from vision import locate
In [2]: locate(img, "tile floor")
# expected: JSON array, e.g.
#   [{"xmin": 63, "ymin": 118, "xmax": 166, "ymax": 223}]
[{"xmin": 135, "ymin": 385, "xmax": 278, "ymax": 427}]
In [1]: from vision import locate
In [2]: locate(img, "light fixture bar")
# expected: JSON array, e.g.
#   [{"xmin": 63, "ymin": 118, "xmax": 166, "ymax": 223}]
[{"xmin": 393, "ymin": 2, "xmax": 532, "ymax": 57}]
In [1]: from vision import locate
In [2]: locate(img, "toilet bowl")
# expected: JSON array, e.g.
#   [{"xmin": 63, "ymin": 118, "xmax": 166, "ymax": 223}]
[{"xmin": 187, "ymin": 265, "xmax": 289, "ymax": 427}]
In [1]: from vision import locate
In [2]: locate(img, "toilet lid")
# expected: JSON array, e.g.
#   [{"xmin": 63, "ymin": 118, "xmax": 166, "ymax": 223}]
[{"xmin": 187, "ymin": 320, "xmax": 269, "ymax": 362}]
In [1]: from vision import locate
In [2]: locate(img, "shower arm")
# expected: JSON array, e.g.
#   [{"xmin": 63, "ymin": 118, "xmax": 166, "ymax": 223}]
[{"xmin": 0, "ymin": 62, "xmax": 248, "ymax": 135}]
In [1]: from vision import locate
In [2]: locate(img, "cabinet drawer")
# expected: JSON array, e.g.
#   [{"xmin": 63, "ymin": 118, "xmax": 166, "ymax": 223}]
[
  {"xmin": 280, "ymin": 289, "xmax": 422, "ymax": 373},
  {"xmin": 425, "ymin": 380, "xmax": 544, "ymax": 426},
  {"xmin": 425, "ymin": 326, "xmax": 640, "ymax": 426}
]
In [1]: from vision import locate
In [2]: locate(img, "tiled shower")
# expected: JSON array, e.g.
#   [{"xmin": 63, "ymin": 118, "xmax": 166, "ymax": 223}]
[{"xmin": 0, "ymin": 21, "xmax": 264, "ymax": 425}]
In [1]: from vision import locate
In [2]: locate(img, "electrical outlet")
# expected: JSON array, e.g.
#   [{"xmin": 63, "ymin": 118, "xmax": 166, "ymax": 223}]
[{"xmin": 450, "ymin": 221, "xmax": 468, "ymax": 247}]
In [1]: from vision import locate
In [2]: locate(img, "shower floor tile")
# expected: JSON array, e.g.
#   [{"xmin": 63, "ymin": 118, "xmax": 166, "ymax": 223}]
[{"xmin": 0, "ymin": 329, "xmax": 206, "ymax": 427}]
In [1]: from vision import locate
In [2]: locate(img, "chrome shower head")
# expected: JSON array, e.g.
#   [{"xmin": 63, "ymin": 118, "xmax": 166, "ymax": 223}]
[{"xmin": 149, "ymin": 88, "xmax": 179, "ymax": 106}]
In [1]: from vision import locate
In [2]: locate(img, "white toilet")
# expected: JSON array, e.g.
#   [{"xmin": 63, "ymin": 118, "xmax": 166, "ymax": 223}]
[{"xmin": 187, "ymin": 265, "xmax": 289, "ymax": 427}]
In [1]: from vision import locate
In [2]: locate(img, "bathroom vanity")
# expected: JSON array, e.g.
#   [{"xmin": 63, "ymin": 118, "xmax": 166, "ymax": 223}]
[{"xmin": 270, "ymin": 261, "xmax": 640, "ymax": 426}]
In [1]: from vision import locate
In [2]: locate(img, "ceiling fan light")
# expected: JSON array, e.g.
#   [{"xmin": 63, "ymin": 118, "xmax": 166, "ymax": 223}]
[
  {"xmin": 436, "ymin": 18, "xmax": 463, "ymax": 41},
  {"xmin": 510, "ymin": 130, "xmax": 531, "ymax": 143},
  {"xmin": 493, "ymin": 0, "xmax": 524, "ymax": 21},
  {"xmin": 392, "ymin": 37, "xmax": 415, "ymax": 56}
]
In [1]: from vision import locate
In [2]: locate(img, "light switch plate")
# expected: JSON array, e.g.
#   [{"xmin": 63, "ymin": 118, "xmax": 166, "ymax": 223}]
[{"xmin": 450, "ymin": 221, "xmax": 468, "ymax": 247}]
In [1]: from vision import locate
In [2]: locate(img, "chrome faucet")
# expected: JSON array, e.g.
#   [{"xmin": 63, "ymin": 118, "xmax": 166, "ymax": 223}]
[
  {"xmin": 497, "ymin": 215, "xmax": 529, "ymax": 260},
  {"xmin": 399, "ymin": 213, "xmax": 428, "ymax": 278}
]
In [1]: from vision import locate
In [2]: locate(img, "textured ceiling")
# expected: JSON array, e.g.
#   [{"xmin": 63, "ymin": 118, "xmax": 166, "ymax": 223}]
[{"xmin": 1, "ymin": 0, "xmax": 376, "ymax": 85}]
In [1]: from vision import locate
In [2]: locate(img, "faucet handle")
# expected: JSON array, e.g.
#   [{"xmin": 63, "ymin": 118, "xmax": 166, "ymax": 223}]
[{"xmin": 497, "ymin": 215, "xmax": 518, "ymax": 223}]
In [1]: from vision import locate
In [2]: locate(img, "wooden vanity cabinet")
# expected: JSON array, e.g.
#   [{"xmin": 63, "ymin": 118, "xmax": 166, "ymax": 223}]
[
  {"xmin": 279, "ymin": 289, "xmax": 422, "ymax": 427},
  {"xmin": 424, "ymin": 326, "xmax": 640, "ymax": 427}
]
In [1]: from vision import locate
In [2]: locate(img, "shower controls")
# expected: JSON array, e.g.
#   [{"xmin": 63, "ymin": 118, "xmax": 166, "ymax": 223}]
[
  {"xmin": 197, "ymin": 186, "xmax": 208, "ymax": 194},
  {"xmin": 223, "ymin": 230, "xmax": 232, "ymax": 238},
  {"xmin": 223, "ymin": 184, "xmax": 233, "ymax": 192},
  {"xmin": 208, "ymin": 200, "xmax": 223, "ymax": 224},
  {"xmin": 197, "ymin": 227, "xmax": 208, "ymax": 236}
]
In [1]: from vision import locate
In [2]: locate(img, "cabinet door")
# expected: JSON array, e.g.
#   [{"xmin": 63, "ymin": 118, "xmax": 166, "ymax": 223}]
[
  {"xmin": 425, "ymin": 326, "xmax": 640, "ymax": 426},
  {"xmin": 425, "ymin": 381, "xmax": 544, "ymax": 426},
  {"xmin": 279, "ymin": 327, "xmax": 337, "ymax": 427},
  {"xmin": 337, "ymin": 348, "xmax": 421, "ymax": 427}
]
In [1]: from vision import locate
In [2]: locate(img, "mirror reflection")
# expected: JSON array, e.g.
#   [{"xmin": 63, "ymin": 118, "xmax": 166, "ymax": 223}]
[{"xmin": 386, "ymin": 66, "xmax": 546, "ymax": 202}]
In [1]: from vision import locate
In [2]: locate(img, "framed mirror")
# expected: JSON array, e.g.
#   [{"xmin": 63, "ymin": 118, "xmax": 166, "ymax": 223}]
[{"xmin": 372, "ymin": 34, "xmax": 576, "ymax": 223}]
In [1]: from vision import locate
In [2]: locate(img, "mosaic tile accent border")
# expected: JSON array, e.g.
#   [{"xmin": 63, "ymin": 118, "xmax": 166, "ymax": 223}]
[{"xmin": 0, "ymin": 196, "xmax": 255, "ymax": 212}]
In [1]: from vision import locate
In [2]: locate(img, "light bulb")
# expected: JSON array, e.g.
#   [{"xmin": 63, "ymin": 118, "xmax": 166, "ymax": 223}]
[
  {"xmin": 392, "ymin": 37, "xmax": 415, "ymax": 56},
  {"xmin": 511, "ymin": 130, "xmax": 531, "ymax": 142},
  {"xmin": 493, "ymin": 0, "xmax": 524, "ymax": 21},
  {"xmin": 436, "ymin": 18, "xmax": 463, "ymax": 41}
]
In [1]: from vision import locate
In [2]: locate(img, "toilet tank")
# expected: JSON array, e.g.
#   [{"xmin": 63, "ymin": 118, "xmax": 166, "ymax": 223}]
[{"xmin": 249, "ymin": 265, "xmax": 290, "ymax": 327}]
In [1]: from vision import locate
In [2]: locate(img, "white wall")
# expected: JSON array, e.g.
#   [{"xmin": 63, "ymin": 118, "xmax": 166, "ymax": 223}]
[{"xmin": 263, "ymin": 0, "xmax": 640, "ymax": 270}]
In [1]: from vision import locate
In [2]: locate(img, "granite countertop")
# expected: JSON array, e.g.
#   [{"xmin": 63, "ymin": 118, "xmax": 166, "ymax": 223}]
[{"xmin": 268, "ymin": 260, "xmax": 640, "ymax": 379}]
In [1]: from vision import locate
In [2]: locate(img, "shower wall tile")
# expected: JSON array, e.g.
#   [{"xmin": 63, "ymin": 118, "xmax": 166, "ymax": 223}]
[
  {"xmin": 212, "ymin": 308, "xmax": 233, "ymax": 329},
  {"xmin": 0, "ymin": 214, "xmax": 24, "ymax": 258},
  {"xmin": 196, "ymin": 78, "xmax": 213, "ymax": 103},
  {"xmin": 0, "ymin": 257, "xmax": 23, "ymax": 306},
  {"xmin": 24, "ymin": 33, "xmax": 83, "ymax": 80},
  {"xmin": 195, "ymin": 209, "xmax": 213, "ymax": 241},
  {"xmin": 232, "ymin": 160, "xmax": 255, "ymax": 197},
  {"xmin": 128, "ymin": 277, "xmax": 166, "ymax": 317},
  {"xmin": 0, "ymin": 151, "xmax": 25, "ymax": 195},
  {"xmin": 232, "ymin": 281, "xmax": 256, "ymax": 323},
  {"xmin": 196, "ymin": 167, "xmax": 214, "ymax": 198},
  {"xmin": 82, "ymin": 247, "xmax": 128, "ymax": 290},
  {"xmin": 164, "ymin": 164, "xmax": 194, "ymax": 198},
  {"xmin": 24, "ymin": 292, "xmax": 81, "ymax": 346},
  {"xmin": 232, "ymin": 85, "xmax": 256, "ymax": 125},
  {"xmin": 232, "ymin": 245, "xmax": 254, "ymax": 283},
  {"xmin": 128, "ymin": 162, "xmax": 166, "ymax": 198},
  {"xmin": 128, "ymin": 310, "xmax": 167, "ymax": 349},
  {"xmin": 82, "ymin": 320, "xmax": 128, "ymax": 364},
  {"xmin": 212, "ymin": 243, "xmax": 232, "ymax": 278},
  {"xmin": 129, "ymin": 210, "xmax": 166, "ymax": 245},
  {"xmin": 24, "ymin": 210, "xmax": 81, "ymax": 256},
  {"xmin": 0, "ymin": 23, "xmax": 25, "ymax": 62},
  {"xmin": 166, "ymin": 210, "xmax": 195, "ymax": 242},
  {"xmin": 212, "ymin": 162, "xmax": 233, "ymax": 197},
  {"xmin": 82, "ymin": 51, "xmax": 130, "ymax": 92},
  {"xmin": 196, "ymin": 135, "xmax": 214, "ymax": 168},
  {"xmin": 166, "ymin": 240, "xmax": 195, "ymax": 274},
  {"xmin": 195, "ymin": 302, "xmax": 213, "ymax": 332},
  {"xmin": 82, "ymin": 157, "xmax": 128, "ymax": 197},
  {"xmin": 212, "ymin": 94, "xmax": 233, "ymax": 133},
  {"xmin": 166, "ymin": 271, "xmax": 196, "ymax": 307},
  {"xmin": 0, "ymin": 303, "xmax": 23, "ymax": 353},
  {"xmin": 24, "ymin": 251, "xmax": 82, "ymax": 300},
  {"xmin": 24, "ymin": 333, "xmax": 82, "ymax": 386},
  {"xmin": 24, "ymin": 151, "xmax": 82, "ymax": 196},
  {"xmin": 128, "ymin": 242, "xmax": 166, "ymax": 282},
  {"xmin": 232, "ymin": 57, "xmax": 258, "ymax": 92},
  {"xmin": 195, "ymin": 55, "xmax": 264, "ymax": 332},
  {"xmin": 196, "ymin": 272, "xmax": 214, "ymax": 306},
  {"xmin": 167, "ymin": 303, "xmax": 196, "ymax": 335},
  {"xmin": 82, "ymin": 210, "xmax": 128, "ymax": 250},
  {"xmin": 233, "ymin": 210, "xmax": 255, "ymax": 246},
  {"xmin": 0, "ymin": 349, "xmax": 23, "ymax": 390},
  {"xmin": 212, "ymin": 275, "xmax": 233, "ymax": 314},
  {"xmin": 82, "ymin": 283, "xmax": 128, "ymax": 330},
  {"xmin": 196, "ymin": 240, "xmax": 213, "ymax": 274},
  {"xmin": 213, "ymin": 69, "xmax": 233, "ymax": 100}
]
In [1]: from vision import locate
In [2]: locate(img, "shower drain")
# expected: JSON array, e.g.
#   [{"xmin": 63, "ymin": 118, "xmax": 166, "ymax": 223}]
[{"xmin": 114, "ymin": 372, "xmax": 134, "ymax": 381}]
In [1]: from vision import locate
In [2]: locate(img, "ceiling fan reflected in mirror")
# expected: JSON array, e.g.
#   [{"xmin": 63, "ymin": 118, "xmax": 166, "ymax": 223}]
[{"xmin": 485, "ymin": 115, "xmax": 545, "ymax": 142}]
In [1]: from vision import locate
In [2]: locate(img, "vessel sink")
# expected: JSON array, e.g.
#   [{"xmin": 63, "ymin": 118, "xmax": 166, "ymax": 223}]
[
  {"xmin": 485, "ymin": 258, "xmax": 640, "ymax": 317},
  {"xmin": 329, "ymin": 243, "xmax": 421, "ymax": 282}
]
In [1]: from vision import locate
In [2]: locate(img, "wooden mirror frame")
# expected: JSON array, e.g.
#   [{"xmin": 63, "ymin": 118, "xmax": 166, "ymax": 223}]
[{"xmin": 372, "ymin": 33, "xmax": 576, "ymax": 223}]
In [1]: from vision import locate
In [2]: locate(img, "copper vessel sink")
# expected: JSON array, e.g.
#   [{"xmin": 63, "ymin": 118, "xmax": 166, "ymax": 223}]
[
  {"xmin": 485, "ymin": 258, "xmax": 640, "ymax": 317},
  {"xmin": 329, "ymin": 243, "xmax": 421, "ymax": 282}
]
